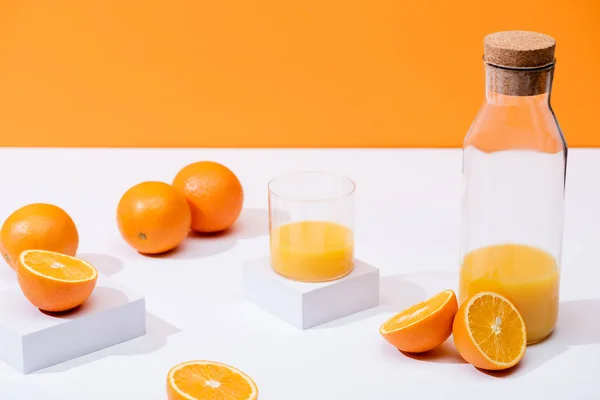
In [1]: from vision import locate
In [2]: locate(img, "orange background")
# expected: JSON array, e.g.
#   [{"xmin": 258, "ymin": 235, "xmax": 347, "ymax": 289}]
[{"xmin": 0, "ymin": 1, "xmax": 598, "ymax": 148}]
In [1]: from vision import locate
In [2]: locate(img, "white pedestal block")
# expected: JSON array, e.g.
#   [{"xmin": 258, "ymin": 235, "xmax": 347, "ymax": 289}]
[
  {"xmin": 0, "ymin": 275, "xmax": 146, "ymax": 374},
  {"xmin": 243, "ymin": 258, "xmax": 379, "ymax": 329}
]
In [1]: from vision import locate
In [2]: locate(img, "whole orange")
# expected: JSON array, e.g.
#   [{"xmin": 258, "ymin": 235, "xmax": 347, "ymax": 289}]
[
  {"xmin": 117, "ymin": 181, "xmax": 192, "ymax": 254},
  {"xmin": 0, "ymin": 203, "xmax": 79, "ymax": 270},
  {"xmin": 172, "ymin": 161, "xmax": 244, "ymax": 233}
]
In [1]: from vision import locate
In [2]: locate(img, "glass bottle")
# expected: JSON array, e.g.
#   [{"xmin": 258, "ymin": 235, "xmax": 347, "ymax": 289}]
[{"xmin": 459, "ymin": 31, "xmax": 567, "ymax": 344}]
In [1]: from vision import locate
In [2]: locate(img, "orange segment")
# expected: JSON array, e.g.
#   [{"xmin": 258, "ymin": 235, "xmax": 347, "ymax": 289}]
[
  {"xmin": 453, "ymin": 291, "xmax": 527, "ymax": 371},
  {"xmin": 17, "ymin": 250, "xmax": 98, "ymax": 312},
  {"xmin": 379, "ymin": 289, "xmax": 458, "ymax": 353},
  {"xmin": 167, "ymin": 360, "xmax": 258, "ymax": 400}
]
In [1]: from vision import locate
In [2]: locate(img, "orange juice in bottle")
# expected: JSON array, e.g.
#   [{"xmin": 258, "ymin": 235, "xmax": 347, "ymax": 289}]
[{"xmin": 459, "ymin": 31, "xmax": 567, "ymax": 344}]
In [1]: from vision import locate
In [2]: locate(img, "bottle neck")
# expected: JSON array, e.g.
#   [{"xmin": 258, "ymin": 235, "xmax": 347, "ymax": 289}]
[{"xmin": 485, "ymin": 63, "xmax": 554, "ymax": 106}]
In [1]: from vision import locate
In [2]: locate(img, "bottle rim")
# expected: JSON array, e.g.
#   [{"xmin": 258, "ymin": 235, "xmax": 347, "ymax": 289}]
[{"xmin": 482, "ymin": 57, "xmax": 556, "ymax": 72}]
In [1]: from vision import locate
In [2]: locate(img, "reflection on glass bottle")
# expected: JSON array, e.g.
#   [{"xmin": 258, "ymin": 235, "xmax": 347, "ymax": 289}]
[{"xmin": 459, "ymin": 31, "xmax": 567, "ymax": 344}]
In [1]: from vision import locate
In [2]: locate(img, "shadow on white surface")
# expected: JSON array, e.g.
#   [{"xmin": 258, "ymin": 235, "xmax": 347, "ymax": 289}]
[
  {"xmin": 400, "ymin": 339, "xmax": 467, "ymax": 365},
  {"xmin": 77, "ymin": 253, "xmax": 124, "ymax": 276},
  {"xmin": 553, "ymin": 299, "xmax": 600, "ymax": 346},
  {"xmin": 34, "ymin": 312, "xmax": 180, "ymax": 374},
  {"xmin": 142, "ymin": 208, "xmax": 268, "ymax": 260},
  {"xmin": 227, "ymin": 208, "xmax": 269, "ymax": 239},
  {"xmin": 481, "ymin": 298, "xmax": 600, "ymax": 379},
  {"xmin": 0, "ymin": 266, "xmax": 16, "ymax": 290},
  {"xmin": 379, "ymin": 274, "xmax": 429, "ymax": 311},
  {"xmin": 38, "ymin": 287, "xmax": 129, "ymax": 318},
  {"xmin": 313, "ymin": 273, "xmax": 427, "ymax": 329},
  {"xmin": 151, "ymin": 232, "xmax": 237, "ymax": 260}
]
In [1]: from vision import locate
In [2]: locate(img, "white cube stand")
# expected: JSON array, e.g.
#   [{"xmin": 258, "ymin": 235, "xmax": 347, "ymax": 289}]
[
  {"xmin": 243, "ymin": 258, "xmax": 379, "ymax": 329},
  {"xmin": 0, "ymin": 275, "xmax": 146, "ymax": 374}
]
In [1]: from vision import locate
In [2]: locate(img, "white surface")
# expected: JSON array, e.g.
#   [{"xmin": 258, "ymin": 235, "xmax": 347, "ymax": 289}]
[
  {"xmin": 0, "ymin": 275, "xmax": 146, "ymax": 373},
  {"xmin": 0, "ymin": 148, "xmax": 598, "ymax": 399},
  {"xmin": 243, "ymin": 258, "xmax": 379, "ymax": 329}
]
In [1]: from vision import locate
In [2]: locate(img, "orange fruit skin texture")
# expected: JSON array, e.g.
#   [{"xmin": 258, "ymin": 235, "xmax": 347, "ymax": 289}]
[
  {"xmin": 172, "ymin": 161, "xmax": 244, "ymax": 233},
  {"xmin": 452, "ymin": 293, "xmax": 526, "ymax": 371},
  {"xmin": 17, "ymin": 254, "xmax": 97, "ymax": 312},
  {"xmin": 380, "ymin": 290, "xmax": 458, "ymax": 353},
  {"xmin": 117, "ymin": 181, "xmax": 192, "ymax": 255},
  {"xmin": 0, "ymin": 203, "xmax": 79, "ymax": 271}
]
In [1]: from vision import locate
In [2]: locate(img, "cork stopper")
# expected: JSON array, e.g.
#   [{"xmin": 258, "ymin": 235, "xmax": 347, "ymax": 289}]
[
  {"xmin": 484, "ymin": 30, "xmax": 556, "ymax": 69},
  {"xmin": 483, "ymin": 31, "xmax": 556, "ymax": 96}
]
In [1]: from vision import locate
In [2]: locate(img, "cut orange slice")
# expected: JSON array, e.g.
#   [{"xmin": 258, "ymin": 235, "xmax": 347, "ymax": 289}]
[
  {"xmin": 379, "ymin": 289, "xmax": 458, "ymax": 353},
  {"xmin": 17, "ymin": 249, "xmax": 98, "ymax": 312},
  {"xmin": 167, "ymin": 360, "xmax": 258, "ymax": 400},
  {"xmin": 452, "ymin": 291, "xmax": 527, "ymax": 371}
]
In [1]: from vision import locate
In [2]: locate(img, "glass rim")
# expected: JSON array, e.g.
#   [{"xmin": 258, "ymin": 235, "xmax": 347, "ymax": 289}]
[{"xmin": 268, "ymin": 171, "xmax": 356, "ymax": 202}]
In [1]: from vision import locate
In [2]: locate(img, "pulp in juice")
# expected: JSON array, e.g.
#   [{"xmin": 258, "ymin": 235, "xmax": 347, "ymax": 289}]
[
  {"xmin": 459, "ymin": 243, "xmax": 560, "ymax": 344},
  {"xmin": 270, "ymin": 221, "xmax": 354, "ymax": 282}
]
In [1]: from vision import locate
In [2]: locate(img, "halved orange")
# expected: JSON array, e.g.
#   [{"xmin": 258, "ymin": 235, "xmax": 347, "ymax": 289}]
[
  {"xmin": 17, "ymin": 249, "xmax": 98, "ymax": 312},
  {"xmin": 379, "ymin": 289, "xmax": 458, "ymax": 353},
  {"xmin": 167, "ymin": 360, "xmax": 258, "ymax": 400},
  {"xmin": 452, "ymin": 291, "xmax": 527, "ymax": 371}
]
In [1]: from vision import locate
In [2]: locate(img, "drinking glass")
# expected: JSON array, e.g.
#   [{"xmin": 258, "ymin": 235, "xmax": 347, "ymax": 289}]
[{"xmin": 268, "ymin": 172, "xmax": 355, "ymax": 282}]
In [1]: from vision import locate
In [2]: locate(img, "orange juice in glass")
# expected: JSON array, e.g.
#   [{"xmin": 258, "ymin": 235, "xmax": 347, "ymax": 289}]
[{"xmin": 268, "ymin": 172, "xmax": 355, "ymax": 282}]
